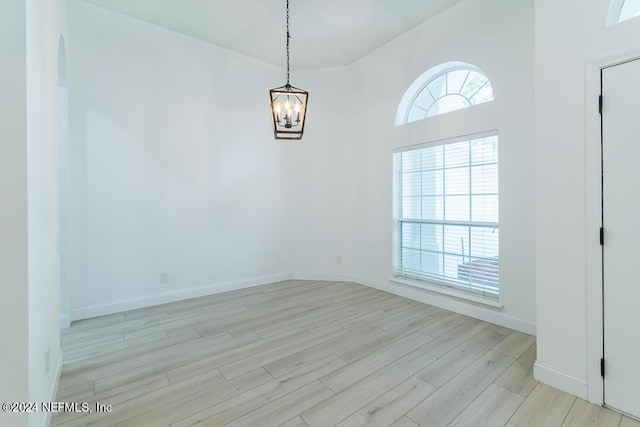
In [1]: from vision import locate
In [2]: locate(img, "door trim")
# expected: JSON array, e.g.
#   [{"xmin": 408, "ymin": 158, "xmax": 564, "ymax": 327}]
[{"xmin": 586, "ymin": 49, "xmax": 640, "ymax": 407}]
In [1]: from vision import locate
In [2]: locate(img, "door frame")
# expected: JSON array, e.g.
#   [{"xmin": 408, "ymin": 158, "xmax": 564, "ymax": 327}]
[{"xmin": 585, "ymin": 48, "xmax": 640, "ymax": 407}]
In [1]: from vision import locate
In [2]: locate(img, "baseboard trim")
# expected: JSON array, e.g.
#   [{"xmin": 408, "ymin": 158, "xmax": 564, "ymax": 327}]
[
  {"xmin": 291, "ymin": 273, "xmax": 536, "ymax": 335},
  {"xmin": 357, "ymin": 275, "xmax": 536, "ymax": 335},
  {"xmin": 291, "ymin": 273, "xmax": 358, "ymax": 282},
  {"xmin": 534, "ymin": 361, "xmax": 588, "ymax": 400},
  {"xmin": 59, "ymin": 313, "xmax": 71, "ymax": 329},
  {"xmin": 70, "ymin": 273, "xmax": 292, "ymax": 321},
  {"xmin": 70, "ymin": 272, "xmax": 536, "ymax": 335}
]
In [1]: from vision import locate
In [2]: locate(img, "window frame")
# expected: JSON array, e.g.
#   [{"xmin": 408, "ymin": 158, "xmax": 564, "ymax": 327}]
[
  {"xmin": 607, "ymin": 0, "xmax": 640, "ymax": 25},
  {"xmin": 392, "ymin": 130, "xmax": 501, "ymax": 305},
  {"xmin": 395, "ymin": 62, "xmax": 494, "ymax": 126}
]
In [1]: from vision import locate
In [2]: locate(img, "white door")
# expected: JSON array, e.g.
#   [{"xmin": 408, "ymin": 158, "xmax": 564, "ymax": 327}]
[{"xmin": 602, "ymin": 58, "xmax": 640, "ymax": 419}]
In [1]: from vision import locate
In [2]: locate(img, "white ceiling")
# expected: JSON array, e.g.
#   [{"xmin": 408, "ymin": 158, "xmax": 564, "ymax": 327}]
[{"xmin": 82, "ymin": 0, "xmax": 464, "ymax": 70}]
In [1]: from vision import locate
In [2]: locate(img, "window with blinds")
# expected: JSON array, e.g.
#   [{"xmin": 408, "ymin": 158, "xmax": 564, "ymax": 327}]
[{"xmin": 393, "ymin": 134, "xmax": 499, "ymax": 299}]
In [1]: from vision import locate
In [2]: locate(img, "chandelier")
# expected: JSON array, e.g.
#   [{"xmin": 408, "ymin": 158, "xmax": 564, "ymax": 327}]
[{"xmin": 269, "ymin": 0, "xmax": 308, "ymax": 140}]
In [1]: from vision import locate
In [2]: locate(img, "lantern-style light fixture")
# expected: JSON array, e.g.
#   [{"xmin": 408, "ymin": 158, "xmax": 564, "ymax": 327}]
[{"xmin": 270, "ymin": 0, "xmax": 308, "ymax": 140}]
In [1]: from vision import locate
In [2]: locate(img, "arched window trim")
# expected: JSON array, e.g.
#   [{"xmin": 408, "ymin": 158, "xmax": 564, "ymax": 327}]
[
  {"xmin": 395, "ymin": 61, "xmax": 494, "ymax": 126},
  {"xmin": 606, "ymin": 0, "xmax": 640, "ymax": 26}
]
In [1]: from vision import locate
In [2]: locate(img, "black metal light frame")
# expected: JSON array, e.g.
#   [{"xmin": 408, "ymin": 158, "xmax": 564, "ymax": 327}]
[{"xmin": 270, "ymin": 0, "xmax": 308, "ymax": 140}]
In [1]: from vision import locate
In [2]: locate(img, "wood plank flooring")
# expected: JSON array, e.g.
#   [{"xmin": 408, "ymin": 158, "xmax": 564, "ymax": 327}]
[{"xmin": 53, "ymin": 280, "xmax": 640, "ymax": 427}]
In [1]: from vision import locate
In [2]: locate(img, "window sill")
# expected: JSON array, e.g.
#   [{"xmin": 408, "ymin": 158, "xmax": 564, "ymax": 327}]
[{"xmin": 390, "ymin": 277, "xmax": 503, "ymax": 309}]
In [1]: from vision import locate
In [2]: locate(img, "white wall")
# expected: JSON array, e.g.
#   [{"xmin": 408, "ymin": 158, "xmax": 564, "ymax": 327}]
[
  {"xmin": 67, "ymin": 0, "xmax": 536, "ymax": 336},
  {"xmin": 287, "ymin": 66, "xmax": 360, "ymax": 279},
  {"xmin": 26, "ymin": 0, "xmax": 68, "ymax": 425},
  {"xmin": 535, "ymin": 0, "xmax": 640, "ymax": 401},
  {"xmin": 0, "ymin": 1, "xmax": 29, "ymax": 426},
  {"xmin": 67, "ymin": 2, "xmax": 293, "ymax": 319},
  {"xmin": 58, "ymin": 36, "xmax": 71, "ymax": 328},
  {"xmin": 0, "ymin": 0, "xmax": 66, "ymax": 426},
  {"xmin": 337, "ymin": 0, "xmax": 536, "ymax": 334}
]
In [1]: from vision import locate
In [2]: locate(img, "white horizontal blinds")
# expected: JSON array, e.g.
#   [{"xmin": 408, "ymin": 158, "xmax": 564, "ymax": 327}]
[{"xmin": 395, "ymin": 135, "xmax": 499, "ymax": 298}]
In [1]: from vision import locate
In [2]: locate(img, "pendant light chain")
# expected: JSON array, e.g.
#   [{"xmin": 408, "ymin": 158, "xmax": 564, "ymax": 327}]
[{"xmin": 286, "ymin": 0, "xmax": 290, "ymax": 86}]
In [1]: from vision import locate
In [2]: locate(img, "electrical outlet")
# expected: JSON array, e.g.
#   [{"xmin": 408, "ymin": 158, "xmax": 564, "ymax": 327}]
[
  {"xmin": 45, "ymin": 349, "xmax": 50, "ymax": 374},
  {"xmin": 159, "ymin": 273, "xmax": 168, "ymax": 284},
  {"xmin": 336, "ymin": 255, "xmax": 342, "ymax": 265}
]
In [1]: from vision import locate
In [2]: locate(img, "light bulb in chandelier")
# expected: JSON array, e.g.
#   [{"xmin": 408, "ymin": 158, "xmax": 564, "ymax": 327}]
[
  {"xmin": 274, "ymin": 103, "xmax": 282, "ymax": 123},
  {"xmin": 272, "ymin": 96, "xmax": 303, "ymax": 129}
]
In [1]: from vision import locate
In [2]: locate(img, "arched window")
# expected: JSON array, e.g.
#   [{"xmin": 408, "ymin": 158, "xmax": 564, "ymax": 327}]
[
  {"xmin": 393, "ymin": 62, "xmax": 500, "ymax": 302},
  {"xmin": 607, "ymin": 0, "xmax": 640, "ymax": 25},
  {"xmin": 396, "ymin": 62, "xmax": 494, "ymax": 126}
]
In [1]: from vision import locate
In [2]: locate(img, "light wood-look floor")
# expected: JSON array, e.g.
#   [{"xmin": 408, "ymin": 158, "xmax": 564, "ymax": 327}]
[{"xmin": 53, "ymin": 280, "xmax": 640, "ymax": 427}]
